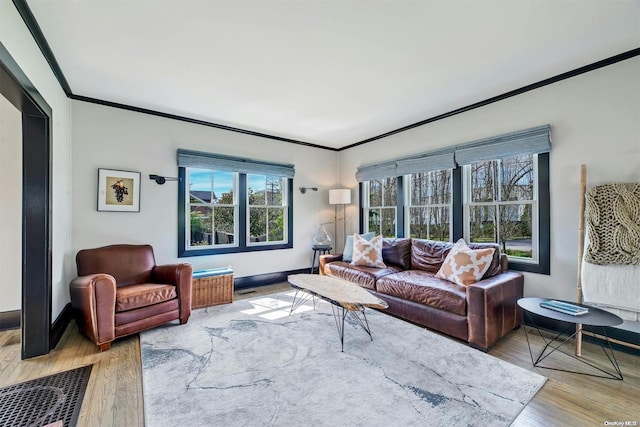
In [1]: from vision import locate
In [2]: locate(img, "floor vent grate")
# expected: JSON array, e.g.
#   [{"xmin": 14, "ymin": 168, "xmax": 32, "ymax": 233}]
[{"xmin": 0, "ymin": 364, "xmax": 92, "ymax": 427}]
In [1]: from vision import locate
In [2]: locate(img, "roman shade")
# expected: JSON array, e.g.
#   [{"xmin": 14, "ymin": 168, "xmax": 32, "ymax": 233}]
[
  {"xmin": 454, "ymin": 125, "xmax": 551, "ymax": 165},
  {"xmin": 355, "ymin": 125, "xmax": 551, "ymax": 181},
  {"xmin": 395, "ymin": 147, "xmax": 456, "ymax": 176},
  {"xmin": 355, "ymin": 160, "xmax": 397, "ymax": 182},
  {"xmin": 177, "ymin": 149, "xmax": 295, "ymax": 178}
]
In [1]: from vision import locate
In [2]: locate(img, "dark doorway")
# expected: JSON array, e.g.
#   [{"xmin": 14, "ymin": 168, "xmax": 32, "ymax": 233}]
[{"xmin": 0, "ymin": 42, "xmax": 53, "ymax": 359}]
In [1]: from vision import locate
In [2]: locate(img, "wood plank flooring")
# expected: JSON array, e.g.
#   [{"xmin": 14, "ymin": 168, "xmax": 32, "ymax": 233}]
[{"xmin": 1, "ymin": 283, "xmax": 638, "ymax": 426}]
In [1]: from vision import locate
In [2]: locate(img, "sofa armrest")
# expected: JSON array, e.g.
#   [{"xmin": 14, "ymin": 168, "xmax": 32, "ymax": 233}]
[
  {"xmin": 319, "ymin": 254, "xmax": 343, "ymax": 275},
  {"xmin": 69, "ymin": 274, "xmax": 117, "ymax": 347},
  {"xmin": 153, "ymin": 263, "xmax": 192, "ymax": 323},
  {"xmin": 466, "ymin": 271, "xmax": 524, "ymax": 351}
]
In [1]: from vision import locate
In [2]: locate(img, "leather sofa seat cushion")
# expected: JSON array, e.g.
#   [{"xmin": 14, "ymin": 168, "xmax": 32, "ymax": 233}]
[
  {"xmin": 376, "ymin": 270, "xmax": 467, "ymax": 316},
  {"xmin": 115, "ymin": 283, "xmax": 177, "ymax": 312},
  {"xmin": 324, "ymin": 261, "xmax": 403, "ymax": 290},
  {"xmin": 382, "ymin": 238, "xmax": 412, "ymax": 270}
]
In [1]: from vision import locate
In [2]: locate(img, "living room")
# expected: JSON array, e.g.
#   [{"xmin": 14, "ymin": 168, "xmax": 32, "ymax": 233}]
[{"xmin": 1, "ymin": 1, "xmax": 639, "ymax": 426}]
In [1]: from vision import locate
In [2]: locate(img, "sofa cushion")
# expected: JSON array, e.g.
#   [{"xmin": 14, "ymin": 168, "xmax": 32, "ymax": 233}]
[
  {"xmin": 115, "ymin": 283, "xmax": 177, "ymax": 312},
  {"xmin": 343, "ymin": 232, "xmax": 375, "ymax": 262},
  {"xmin": 324, "ymin": 261, "xmax": 403, "ymax": 290},
  {"xmin": 376, "ymin": 270, "xmax": 467, "ymax": 316},
  {"xmin": 436, "ymin": 239, "xmax": 495, "ymax": 286},
  {"xmin": 382, "ymin": 238, "xmax": 412, "ymax": 270},
  {"xmin": 410, "ymin": 239, "xmax": 450, "ymax": 273},
  {"xmin": 467, "ymin": 242, "xmax": 502, "ymax": 278},
  {"xmin": 351, "ymin": 235, "xmax": 386, "ymax": 268}
]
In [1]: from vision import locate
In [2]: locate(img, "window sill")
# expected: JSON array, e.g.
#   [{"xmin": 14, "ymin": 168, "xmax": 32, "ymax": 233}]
[{"xmin": 179, "ymin": 242, "xmax": 293, "ymax": 258}]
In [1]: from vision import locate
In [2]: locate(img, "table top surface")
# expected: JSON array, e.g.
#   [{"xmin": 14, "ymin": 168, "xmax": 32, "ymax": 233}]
[
  {"xmin": 288, "ymin": 274, "xmax": 388, "ymax": 310},
  {"xmin": 518, "ymin": 297, "xmax": 623, "ymax": 327}
]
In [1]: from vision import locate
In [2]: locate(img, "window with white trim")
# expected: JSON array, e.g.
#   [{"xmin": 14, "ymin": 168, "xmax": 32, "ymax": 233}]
[
  {"xmin": 464, "ymin": 154, "xmax": 538, "ymax": 262},
  {"xmin": 178, "ymin": 149, "xmax": 294, "ymax": 257},
  {"xmin": 364, "ymin": 177, "xmax": 397, "ymax": 237},
  {"xmin": 406, "ymin": 169, "xmax": 452, "ymax": 241}
]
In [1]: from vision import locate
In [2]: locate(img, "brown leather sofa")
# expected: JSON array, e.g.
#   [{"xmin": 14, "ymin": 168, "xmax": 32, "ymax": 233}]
[
  {"xmin": 69, "ymin": 244, "xmax": 192, "ymax": 351},
  {"xmin": 320, "ymin": 238, "xmax": 524, "ymax": 351}
]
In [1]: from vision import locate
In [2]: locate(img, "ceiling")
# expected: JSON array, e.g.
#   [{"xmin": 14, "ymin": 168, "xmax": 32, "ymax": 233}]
[{"xmin": 24, "ymin": 0, "xmax": 640, "ymax": 149}]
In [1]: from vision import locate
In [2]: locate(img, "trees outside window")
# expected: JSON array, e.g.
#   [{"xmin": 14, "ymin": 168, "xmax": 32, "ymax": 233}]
[
  {"xmin": 365, "ymin": 177, "xmax": 397, "ymax": 237},
  {"xmin": 188, "ymin": 169, "xmax": 236, "ymax": 247},
  {"xmin": 248, "ymin": 174, "xmax": 286, "ymax": 244},
  {"xmin": 407, "ymin": 169, "xmax": 451, "ymax": 241},
  {"xmin": 466, "ymin": 154, "xmax": 535, "ymax": 260}
]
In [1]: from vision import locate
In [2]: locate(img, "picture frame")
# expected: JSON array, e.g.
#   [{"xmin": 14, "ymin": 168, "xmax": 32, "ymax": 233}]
[{"xmin": 97, "ymin": 168, "xmax": 141, "ymax": 212}]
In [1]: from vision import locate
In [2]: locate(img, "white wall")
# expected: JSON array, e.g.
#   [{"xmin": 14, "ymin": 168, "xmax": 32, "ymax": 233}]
[
  {"xmin": 0, "ymin": 0, "xmax": 73, "ymax": 320},
  {"xmin": 0, "ymin": 95, "xmax": 22, "ymax": 312},
  {"xmin": 71, "ymin": 101, "xmax": 338, "ymax": 277},
  {"xmin": 338, "ymin": 57, "xmax": 640, "ymax": 302}
]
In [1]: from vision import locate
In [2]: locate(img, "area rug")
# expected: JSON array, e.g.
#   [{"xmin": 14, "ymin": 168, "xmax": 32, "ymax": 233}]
[
  {"xmin": 0, "ymin": 364, "xmax": 92, "ymax": 427},
  {"xmin": 141, "ymin": 291, "xmax": 545, "ymax": 426}
]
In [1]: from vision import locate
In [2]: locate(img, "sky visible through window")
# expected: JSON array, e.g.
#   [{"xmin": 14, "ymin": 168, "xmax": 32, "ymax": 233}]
[{"xmin": 189, "ymin": 169, "xmax": 234, "ymax": 194}]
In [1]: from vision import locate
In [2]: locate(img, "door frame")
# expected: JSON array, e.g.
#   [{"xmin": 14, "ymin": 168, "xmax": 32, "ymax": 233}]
[{"xmin": 0, "ymin": 42, "xmax": 53, "ymax": 359}]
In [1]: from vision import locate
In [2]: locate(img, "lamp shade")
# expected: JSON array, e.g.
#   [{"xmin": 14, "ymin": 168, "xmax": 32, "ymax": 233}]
[{"xmin": 329, "ymin": 189, "xmax": 351, "ymax": 205}]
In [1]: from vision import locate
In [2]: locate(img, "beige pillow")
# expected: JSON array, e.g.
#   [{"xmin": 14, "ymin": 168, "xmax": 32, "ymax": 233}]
[
  {"xmin": 350, "ymin": 234, "xmax": 387, "ymax": 268},
  {"xmin": 436, "ymin": 239, "xmax": 495, "ymax": 286}
]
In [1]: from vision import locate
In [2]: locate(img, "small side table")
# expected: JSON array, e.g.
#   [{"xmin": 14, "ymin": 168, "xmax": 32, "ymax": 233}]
[
  {"xmin": 517, "ymin": 297, "xmax": 623, "ymax": 380},
  {"xmin": 311, "ymin": 244, "xmax": 332, "ymax": 274}
]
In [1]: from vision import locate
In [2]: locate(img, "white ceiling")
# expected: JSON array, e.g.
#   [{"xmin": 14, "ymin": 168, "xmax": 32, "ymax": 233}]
[{"xmin": 25, "ymin": 0, "xmax": 640, "ymax": 149}]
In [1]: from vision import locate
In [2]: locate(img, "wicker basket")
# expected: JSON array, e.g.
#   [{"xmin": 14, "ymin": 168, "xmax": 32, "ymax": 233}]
[{"xmin": 192, "ymin": 269, "xmax": 234, "ymax": 309}]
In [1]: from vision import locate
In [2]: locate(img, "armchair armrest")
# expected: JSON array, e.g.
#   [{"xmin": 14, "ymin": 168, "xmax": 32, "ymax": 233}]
[
  {"xmin": 153, "ymin": 263, "xmax": 193, "ymax": 323},
  {"xmin": 319, "ymin": 254, "xmax": 343, "ymax": 275},
  {"xmin": 466, "ymin": 271, "xmax": 524, "ymax": 351},
  {"xmin": 69, "ymin": 273, "xmax": 117, "ymax": 348}
]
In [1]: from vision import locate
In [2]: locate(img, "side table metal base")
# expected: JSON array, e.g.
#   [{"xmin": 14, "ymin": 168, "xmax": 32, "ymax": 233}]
[{"xmin": 522, "ymin": 311, "xmax": 623, "ymax": 380}]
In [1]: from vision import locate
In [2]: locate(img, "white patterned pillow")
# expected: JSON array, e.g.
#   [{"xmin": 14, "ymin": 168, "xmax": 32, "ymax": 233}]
[
  {"xmin": 436, "ymin": 239, "xmax": 495, "ymax": 286},
  {"xmin": 350, "ymin": 235, "xmax": 387, "ymax": 268}
]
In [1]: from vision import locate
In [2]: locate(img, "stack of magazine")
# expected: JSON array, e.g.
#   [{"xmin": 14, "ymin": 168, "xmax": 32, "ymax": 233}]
[{"xmin": 540, "ymin": 300, "xmax": 589, "ymax": 316}]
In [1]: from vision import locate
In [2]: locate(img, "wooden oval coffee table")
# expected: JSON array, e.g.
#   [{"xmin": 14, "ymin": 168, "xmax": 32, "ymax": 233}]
[{"xmin": 288, "ymin": 274, "xmax": 388, "ymax": 351}]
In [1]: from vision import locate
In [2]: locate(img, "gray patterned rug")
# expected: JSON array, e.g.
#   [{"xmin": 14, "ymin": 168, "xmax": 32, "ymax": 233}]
[{"xmin": 141, "ymin": 291, "xmax": 545, "ymax": 426}]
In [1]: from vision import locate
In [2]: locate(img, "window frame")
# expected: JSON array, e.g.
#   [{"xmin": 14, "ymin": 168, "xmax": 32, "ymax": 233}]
[
  {"xmin": 246, "ymin": 174, "xmax": 289, "ymax": 246},
  {"xmin": 358, "ymin": 152, "xmax": 550, "ymax": 274},
  {"xmin": 362, "ymin": 177, "xmax": 403, "ymax": 238},
  {"xmin": 178, "ymin": 168, "xmax": 293, "ymax": 257},
  {"xmin": 405, "ymin": 169, "xmax": 453, "ymax": 242}
]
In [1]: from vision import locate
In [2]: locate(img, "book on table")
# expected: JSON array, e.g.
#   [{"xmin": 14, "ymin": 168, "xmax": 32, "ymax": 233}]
[{"xmin": 539, "ymin": 300, "xmax": 589, "ymax": 316}]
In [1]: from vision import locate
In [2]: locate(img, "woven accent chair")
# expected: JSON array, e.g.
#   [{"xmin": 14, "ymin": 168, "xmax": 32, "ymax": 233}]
[{"xmin": 69, "ymin": 244, "xmax": 192, "ymax": 351}]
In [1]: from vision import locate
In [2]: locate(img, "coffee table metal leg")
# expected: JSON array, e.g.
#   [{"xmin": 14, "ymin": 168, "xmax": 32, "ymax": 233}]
[
  {"xmin": 289, "ymin": 289, "xmax": 316, "ymax": 315},
  {"xmin": 330, "ymin": 304, "xmax": 347, "ymax": 352}
]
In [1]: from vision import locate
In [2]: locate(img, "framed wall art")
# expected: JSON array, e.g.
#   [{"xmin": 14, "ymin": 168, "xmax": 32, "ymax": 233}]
[{"xmin": 97, "ymin": 168, "xmax": 141, "ymax": 212}]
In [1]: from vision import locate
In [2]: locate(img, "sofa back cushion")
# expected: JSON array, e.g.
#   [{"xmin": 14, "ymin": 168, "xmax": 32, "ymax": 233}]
[
  {"xmin": 410, "ymin": 239, "xmax": 450, "ymax": 273},
  {"xmin": 382, "ymin": 238, "xmax": 412, "ymax": 270},
  {"xmin": 410, "ymin": 239, "xmax": 502, "ymax": 278}
]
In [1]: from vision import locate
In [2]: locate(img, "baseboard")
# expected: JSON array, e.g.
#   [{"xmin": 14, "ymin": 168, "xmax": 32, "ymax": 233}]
[
  {"xmin": 234, "ymin": 268, "xmax": 308, "ymax": 291},
  {"xmin": 0, "ymin": 310, "xmax": 21, "ymax": 331},
  {"xmin": 523, "ymin": 313, "xmax": 640, "ymax": 356},
  {"xmin": 50, "ymin": 303, "xmax": 73, "ymax": 349}
]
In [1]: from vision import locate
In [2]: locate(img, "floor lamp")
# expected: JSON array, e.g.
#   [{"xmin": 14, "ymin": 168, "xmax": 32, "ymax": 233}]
[{"xmin": 329, "ymin": 189, "xmax": 351, "ymax": 252}]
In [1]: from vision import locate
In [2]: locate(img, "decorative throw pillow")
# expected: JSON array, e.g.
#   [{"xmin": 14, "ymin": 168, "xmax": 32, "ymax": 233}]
[
  {"xmin": 436, "ymin": 239, "xmax": 495, "ymax": 286},
  {"xmin": 343, "ymin": 232, "xmax": 375, "ymax": 262},
  {"xmin": 350, "ymin": 235, "xmax": 387, "ymax": 268}
]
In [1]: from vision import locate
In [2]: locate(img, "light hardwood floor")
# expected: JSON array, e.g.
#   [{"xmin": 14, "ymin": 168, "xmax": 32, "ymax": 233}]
[{"xmin": 1, "ymin": 283, "xmax": 638, "ymax": 426}]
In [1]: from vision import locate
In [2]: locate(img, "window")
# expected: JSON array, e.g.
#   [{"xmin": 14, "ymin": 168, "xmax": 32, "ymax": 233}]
[
  {"xmin": 364, "ymin": 177, "xmax": 397, "ymax": 237},
  {"xmin": 247, "ymin": 174, "xmax": 287, "ymax": 244},
  {"xmin": 188, "ymin": 169, "xmax": 237, "ymax": 248},
  {"xmin": 356, "ymin": 125, "xmax": 550, "ymax": 274},
  {"xmin": 177, "ymin": 149, "xmax": 294, "ymax": 257},
  {"xmin": 407, "ymin": 170, "xmax": 452, "ymax": 241},
  {"xmin": 464, "ymin": 154, "xmax": 537, "ymax": 261}
]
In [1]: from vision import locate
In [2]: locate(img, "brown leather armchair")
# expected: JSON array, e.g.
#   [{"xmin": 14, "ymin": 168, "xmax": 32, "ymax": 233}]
[{"xmin": 69, "ymin": 244, "xmax": 192, "ymax": 351}]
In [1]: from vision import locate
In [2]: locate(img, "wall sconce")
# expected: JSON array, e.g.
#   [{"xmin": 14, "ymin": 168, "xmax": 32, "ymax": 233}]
[
  {"xmin": 149, "ymin": 174, "xmax": 180, "ymax": 185},
  {"xmin": 299, "ymin": 187, "xmax": 318, "ymax": 194}
]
